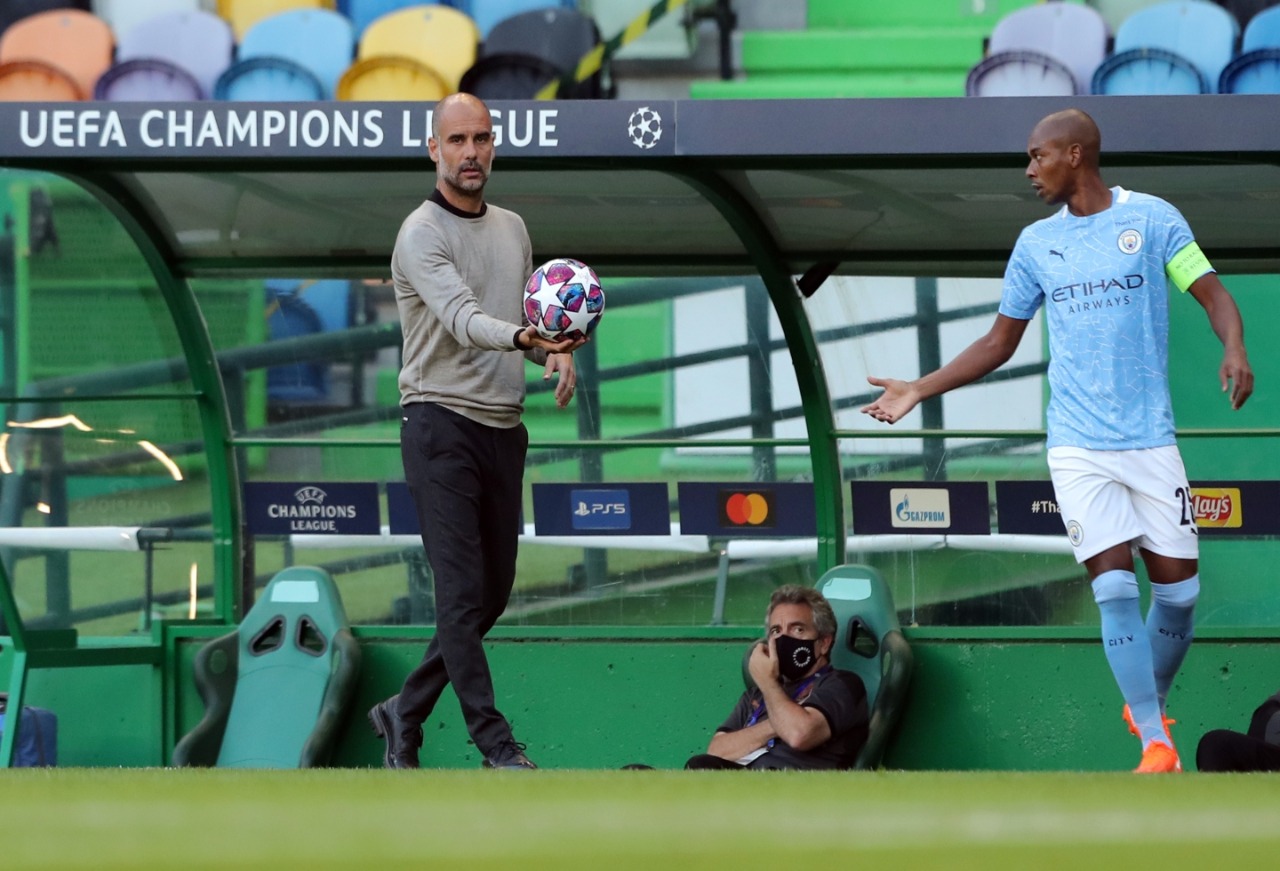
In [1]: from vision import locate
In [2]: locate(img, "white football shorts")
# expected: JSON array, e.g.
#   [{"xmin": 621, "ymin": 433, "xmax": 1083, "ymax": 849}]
[{"xmin": 1047, "ymin": 445, "xmax": 1199, "ymax": 564}]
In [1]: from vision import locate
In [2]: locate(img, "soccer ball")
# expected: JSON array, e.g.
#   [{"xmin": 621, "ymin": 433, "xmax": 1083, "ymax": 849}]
[{"xmin": 523, "ymin": 257, "xmax": 605, "ymax": 342}]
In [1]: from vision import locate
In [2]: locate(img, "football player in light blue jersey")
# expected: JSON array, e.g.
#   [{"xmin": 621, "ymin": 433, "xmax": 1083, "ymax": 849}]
[{"xmin": 862, "ymin": 108, "xmax": 1253, "ymax": 774}]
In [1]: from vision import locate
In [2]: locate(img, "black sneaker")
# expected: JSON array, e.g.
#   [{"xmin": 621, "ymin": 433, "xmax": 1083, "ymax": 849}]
[
  {"xmin": 483, "ymin": 740, "xmax": 537, "ymax": 770},
  {"xmin": 368, "ymin": 695, "xmax": 423, "ymax": 769}
]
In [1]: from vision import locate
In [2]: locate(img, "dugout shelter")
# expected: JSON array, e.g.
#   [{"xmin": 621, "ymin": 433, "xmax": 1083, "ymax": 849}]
[{"xmin": 0, "ymin": 95, "xmax": 1278, "ymax": 770}]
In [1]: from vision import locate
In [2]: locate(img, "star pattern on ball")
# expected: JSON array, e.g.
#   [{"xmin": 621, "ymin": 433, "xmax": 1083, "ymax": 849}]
[{"xmin": 528, "ymin": 273, "xmax": 570, "ymax": 336}]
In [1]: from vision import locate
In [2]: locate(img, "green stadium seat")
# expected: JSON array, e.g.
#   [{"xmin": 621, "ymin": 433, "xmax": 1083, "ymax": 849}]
[
  {"xmin": 172, "ymin": 566, "xmax": 362, "ymax": 768},
  {"xmin": 817, "ymin": 565, "xmax": 914, "ymax": 770}
]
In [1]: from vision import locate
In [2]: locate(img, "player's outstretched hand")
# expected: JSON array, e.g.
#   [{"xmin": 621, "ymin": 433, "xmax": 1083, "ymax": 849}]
[
  {"xmin": 518, "ymin": 324, "xmax": 586, "ymax": 355},
  {"xmin": 1222, "ymin": 347, "xmax": 1254, "ymax": 410},
  {"xmin": 860, "ymin": 376, "xmax": 920, "ymax": 424}
]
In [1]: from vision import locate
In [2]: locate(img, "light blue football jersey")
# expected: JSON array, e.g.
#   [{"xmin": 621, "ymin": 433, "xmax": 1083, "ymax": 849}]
[{"xmin": 1000, "ymin": 187, "xmax": 1209, "ymax": 450}]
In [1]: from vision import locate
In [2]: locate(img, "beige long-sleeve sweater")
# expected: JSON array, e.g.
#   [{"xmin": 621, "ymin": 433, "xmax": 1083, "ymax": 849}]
[{"xmin": 391, "ymin": 192, "xmax": 541, "ymax": 428}]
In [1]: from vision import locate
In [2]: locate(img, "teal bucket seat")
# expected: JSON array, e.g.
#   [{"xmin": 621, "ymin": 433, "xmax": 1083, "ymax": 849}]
[{"xmin": 173, "ymin": 566, "xmax": 362, "ymax": 767}]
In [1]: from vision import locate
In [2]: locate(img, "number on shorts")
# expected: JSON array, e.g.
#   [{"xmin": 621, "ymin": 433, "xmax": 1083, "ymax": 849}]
[{"xmin": 1175, "ymin": 486, "xmax": 1193, "ymax": 526}]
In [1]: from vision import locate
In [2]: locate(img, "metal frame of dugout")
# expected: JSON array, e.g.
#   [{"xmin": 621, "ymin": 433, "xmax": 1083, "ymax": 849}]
[{"xmin": 3, "ymin": 95, "xmax": 1280, "ymax": 765}]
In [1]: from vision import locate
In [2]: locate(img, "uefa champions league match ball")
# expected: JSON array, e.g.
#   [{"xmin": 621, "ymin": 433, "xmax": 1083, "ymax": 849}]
[{"xmin": 523, "ymin": 257, "xmax": 605, "ymax": 342}]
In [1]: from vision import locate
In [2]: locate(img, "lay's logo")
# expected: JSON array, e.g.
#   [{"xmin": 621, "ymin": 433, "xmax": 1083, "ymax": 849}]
[{"xmin": 1191, "ymin": 487, "xmax": 1242, "ymax": 528}]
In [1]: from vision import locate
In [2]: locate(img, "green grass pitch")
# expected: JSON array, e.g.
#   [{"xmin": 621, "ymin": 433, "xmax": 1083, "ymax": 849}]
[{"xmin": 2, "ymin": 769, "xmax": 1279, "ymax": 869}]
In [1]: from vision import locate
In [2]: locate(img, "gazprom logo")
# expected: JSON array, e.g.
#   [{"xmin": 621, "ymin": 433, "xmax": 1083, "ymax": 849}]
[
  {"xmin": 890, "ymin": 488, "xmax": 951, "ymax": 529},
  {"xmin": 295, "ymin": 486, "xmax": 326, "ymax": 505}
]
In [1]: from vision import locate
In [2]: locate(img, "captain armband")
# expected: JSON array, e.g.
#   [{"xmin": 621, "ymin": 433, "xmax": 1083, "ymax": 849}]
[{"xmin": 1165, "ymin": 241, "xmax": 1213, "ymax": 293}]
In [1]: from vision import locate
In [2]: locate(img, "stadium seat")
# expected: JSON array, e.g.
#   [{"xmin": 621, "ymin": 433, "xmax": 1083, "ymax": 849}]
[
  {"xmin": 216, "ymin": 56, "xmax": 327, "ymax": 100},
  {"xmin": 966, "ymin": 2, "xmax": 1108, "ymax": 96},
  {"xmin": 741, "ymin": 565, "xmax": 913, "ymax": 770},
  {"xmin": 218, "ymin": 0, "xmax": 332, "ymax": 40},
  {"xmin": 0, "ymin": 8, "xmax": 113, "ymax": 101},
  {"xmin": 336, "ymin": 55, "xmax": 449, "ymax": 98},
  {"xmin": 0, "ymin": 1, "xmax": 90, "ymax": 35},
  {"xmin": 1219, "ymin": 4, "xmax": 1280, "ymax": 92},
  {"xmin": 355, "ymin": 4, "xmax": 479, "ymax": 91},
  {"xmin": 172, "ymin": 566, "xmax": 362, "ymax": 768},
  {"xmin": 1092, "ymin": 0, "xmax": 1167, "ymax": 32},
  {"xmin": 94, "ymin": 58, "xmax": 205, "ymax": 100},
  {"xmin": 461, "ymin": 6, "xmax": 605, "ymax": 99},
  {"xmin": 1092, "ymin": 0, "xmax": 1239, "ymax": 94},
  {"xmin": 219, "ymin": 8, "xmax": 354, "ymax": 99},
  {"xmin": 264, "ymin": 278, "xmax": 351, "ymax": 402},
  {"xmin": 341, "ymin": 0, "xmax": 424, "ymax": 36},
  {"xmin": 90, "ymin": 0, "xmax": 200, "ymax": 41},
  {"xmin": 0, "ymin": 61, "xmax": 81, "ymax": 100},
  {"xmin": 114, "ymin": 9, "xmax": 234, "ymax": 99},
  {"xmin": 459, "ymin": 52, "xmax": 564, "ymax": 98},
  {"xmin": 468, "ymin": 0, "xmax": 574, "ymax": 38},
  {"xmin": 1216, "ymin": 0, "xmax": 1278, "ymax": 28},
  {"xmin": 816, "ymin": 565, "xmax": 914, "ymax": 770},
  {"xmin": 966, "ymin": 52, "xmax": 1077, "ymax": 97}
]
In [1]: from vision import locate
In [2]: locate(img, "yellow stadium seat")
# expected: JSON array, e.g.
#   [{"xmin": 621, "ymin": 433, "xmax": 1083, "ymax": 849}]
[
  {"xmin": 218, "ymin": 0, "xmax": 335, "ymax": 41},
  {"xmin": 336, "ymin": 55, "xmax": 448, "ymax": 100},
  {"xmin": 0, "ymin": 9, "xmax": 113, "ymax": 101},
  {"xmin": 358, "ymin": 4, "xmax": 478, "ymax": 91}
]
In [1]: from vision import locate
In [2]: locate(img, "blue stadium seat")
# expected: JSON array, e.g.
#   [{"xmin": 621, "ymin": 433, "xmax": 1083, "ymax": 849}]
[
  {"xmin": 1219, "ymin": 4, "xmax": 1280, "ymax": 92},
  {"xmin": 469, "ymin": 0, "xmax": 575, "ymax": 38},
  {"xmin": 265, "ymin": 279, "xmax": 351, "ymax": 403},
  {"xmin": 225, "ymin": 7, "xmax": 355, "ymax": 98},
  {"xmin": 215, "ymin": 57, "xmax": 326, "ymax": 100},
  {"xmin": 1092, "ymin": 0, "xmax": 1239, "ymax": 94},
  {"xmin": 967, "ymin": 2, "xmax": 1108, "ymax": 96}
]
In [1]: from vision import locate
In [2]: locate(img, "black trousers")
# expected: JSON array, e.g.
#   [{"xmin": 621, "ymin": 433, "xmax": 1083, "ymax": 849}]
[
  {"xmin": 395, "ymin": 402, "xmax": 528, "ymax": 756},
  {"xmin": 685, "ymin": 754, "xmax": 748, "ymax": 770},
  {"xmin": 1196, "ymin": 729, "xmax": 1280, "ymax": 772}
]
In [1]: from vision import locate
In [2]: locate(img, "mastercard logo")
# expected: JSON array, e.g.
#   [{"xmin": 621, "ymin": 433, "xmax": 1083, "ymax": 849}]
[{"xmin": 719, "ymin": 490, "xmax": 775, "ymax": 527}]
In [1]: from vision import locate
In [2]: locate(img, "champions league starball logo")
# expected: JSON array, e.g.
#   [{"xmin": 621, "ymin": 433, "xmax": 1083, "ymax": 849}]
[{"xmin": 626, "ymin": 106, "xmax": 662, "ymax": 150}]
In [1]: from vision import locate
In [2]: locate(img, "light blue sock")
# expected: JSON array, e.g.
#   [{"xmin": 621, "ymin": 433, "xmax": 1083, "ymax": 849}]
[
  {"xmin": 1147, "ymin": 575, "xmax": 1199, "ymax": 714},
  {"xmin": 1092, "ymin": 570, "xmax": 1164, "ymax": 748}
]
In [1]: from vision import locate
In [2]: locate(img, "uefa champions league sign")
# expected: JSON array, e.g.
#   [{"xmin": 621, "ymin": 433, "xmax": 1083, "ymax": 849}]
[
  {"xmin": 244, "ymin": 482, "xmax": 380, "ymax": 536},
  {"xmin": 0, "ymin": 101, "xmax": 677, "ymax": 158}
]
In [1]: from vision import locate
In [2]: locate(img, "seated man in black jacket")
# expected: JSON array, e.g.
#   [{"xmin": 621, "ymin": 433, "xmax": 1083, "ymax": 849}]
[
  {"xmin": 686, "ymin": 584, "xmax": 868, "ymax": 770},
  {"xmin": 1196, "ymin": 689, "xmax": 1280, "ymax": 772}
]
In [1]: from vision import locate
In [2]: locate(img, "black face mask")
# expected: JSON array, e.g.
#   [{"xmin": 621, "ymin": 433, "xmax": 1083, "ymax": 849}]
[{"xmin": 774, "ymin": 634, "xmax": 819, "ymax": 682}]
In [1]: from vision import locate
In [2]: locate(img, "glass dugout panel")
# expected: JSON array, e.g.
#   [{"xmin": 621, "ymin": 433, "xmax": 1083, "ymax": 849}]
[
  {"xmin": 1, "ymin": 170, "xmax": 216, "ymax": 636},
  {"xmin": 819, "ymin": 272, "xmax": 1280, "ymax": 630}
]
